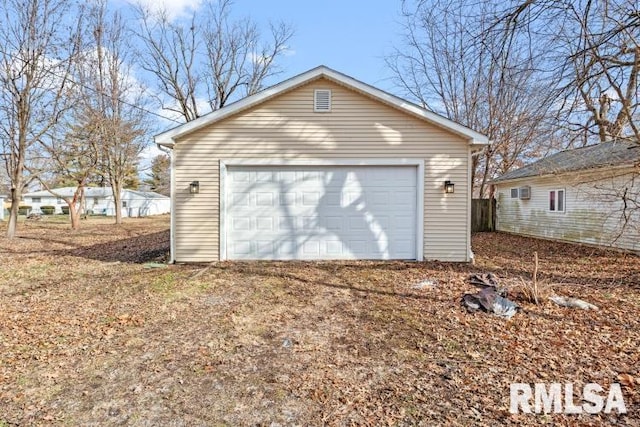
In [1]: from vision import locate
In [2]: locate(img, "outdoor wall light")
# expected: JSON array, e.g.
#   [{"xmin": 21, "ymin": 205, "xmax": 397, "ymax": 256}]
[
  {"xmin": 189, "ymin": 181, "xmax": 200, "ymax": 194},
  {"xmin": 444, "ymin": 180, "xmax": 455, "ymax": 194}
]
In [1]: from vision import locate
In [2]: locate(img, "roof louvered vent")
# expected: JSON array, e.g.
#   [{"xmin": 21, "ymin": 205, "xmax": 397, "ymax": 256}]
[{"xmin": 314, "ymin": 89, "xmax": 331, "ymax": 112}]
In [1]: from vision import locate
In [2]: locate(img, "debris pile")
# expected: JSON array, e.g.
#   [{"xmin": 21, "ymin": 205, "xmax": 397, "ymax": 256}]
[
  {"xmin": 462, "ymin": 273, "xmax": 519, "ymax": 319},
  {"xmin": 549, "ymin": 295, "xmax": 599, "ymax": 310}
]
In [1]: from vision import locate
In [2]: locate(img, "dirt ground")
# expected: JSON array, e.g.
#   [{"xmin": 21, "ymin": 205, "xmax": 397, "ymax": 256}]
[{"xmin": 0, "ymin": 215, "xmax": 638, "ymax": 426}]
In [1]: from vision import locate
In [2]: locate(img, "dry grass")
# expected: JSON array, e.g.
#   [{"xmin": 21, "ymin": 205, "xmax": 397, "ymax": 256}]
[
  {"xmin": 0, "ymin": 217, "xmax": 638, "ymax": 426},
  {"xmin": 508, "ymin": 277, "xmax": 556, "ymax": 305}
]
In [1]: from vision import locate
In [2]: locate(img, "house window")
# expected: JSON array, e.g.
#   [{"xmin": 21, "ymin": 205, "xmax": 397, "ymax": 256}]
[
  {"xmin": 122, "ymin": 201, "xmax": 127, "ymax": 208},
  {"xmin": 31, "ymin": 197, "xmax": 41, "ymax": 203},
  {"xmin": 57, "ymin": 197, "xmax": 63, "ymax": 204},
  {"xmin": 93, "ymin": 198, "xmax": 99, "ymax": 206},
  {"xmin": 510, "ymin": 188, "xmax": 519, "ymax": 198},
  {"xmin": 549, "ymin": 189, "xmax": 565, "ymax": 212}
]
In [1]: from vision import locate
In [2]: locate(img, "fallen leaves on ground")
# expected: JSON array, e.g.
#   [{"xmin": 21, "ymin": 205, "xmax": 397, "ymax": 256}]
[{"xmin": 0, "ymin": 218, "xmax": 638, "ymax": 425}]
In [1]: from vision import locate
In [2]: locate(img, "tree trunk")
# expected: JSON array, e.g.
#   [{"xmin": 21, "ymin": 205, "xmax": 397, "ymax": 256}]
[
  {"xmin": 6, "ymin": 187, "xmax": 21, "ymax": 239},
  {"xmin": 66, "ymin": 186, "xmax": 84, "ymax": 231},
  {"xmin": 478, "ymin": 151, "xmax": 493, "ymax": 199},
  {"xmin": 69, "ymin": 204, "xmax": 80, "ymax": 230},
  {"xmin": 113, "ymin": 183, "xmax": 122, "ymax": 224}
]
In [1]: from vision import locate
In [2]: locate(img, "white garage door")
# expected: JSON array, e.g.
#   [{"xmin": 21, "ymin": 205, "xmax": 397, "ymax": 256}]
[{"xmin": 225, "ymin": 165, "xmax": 418, "ymax": 260}]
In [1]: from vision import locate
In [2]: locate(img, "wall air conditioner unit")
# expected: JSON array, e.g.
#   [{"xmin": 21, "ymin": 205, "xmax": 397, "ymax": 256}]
[{"xmin": 519, "ymin": 186, "xmax": 531, "ymax": 200}]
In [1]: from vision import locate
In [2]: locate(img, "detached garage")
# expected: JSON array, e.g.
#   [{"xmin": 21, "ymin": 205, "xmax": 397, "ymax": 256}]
[{"xmin": 156, "ymin": 66, "xmax": 488, "ymax": 263}]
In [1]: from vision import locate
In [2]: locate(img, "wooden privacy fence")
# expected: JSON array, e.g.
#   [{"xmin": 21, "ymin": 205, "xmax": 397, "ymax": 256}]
[{"xmin": 471, "ymin": 198, "xmax": 495, "ymax": 232}]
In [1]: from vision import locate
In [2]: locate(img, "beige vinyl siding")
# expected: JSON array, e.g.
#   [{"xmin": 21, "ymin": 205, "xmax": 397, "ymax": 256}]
[
  {"xmin": 495, "ymin": 168, "xmax": 640, "ymax": 252},
  {"xmin": 174, "ymin": 77, "xmax": 471, "ymax": 262}
]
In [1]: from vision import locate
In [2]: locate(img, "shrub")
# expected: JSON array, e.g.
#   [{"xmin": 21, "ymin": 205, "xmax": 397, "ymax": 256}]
[
  {"xmin": 18, "ymin": 205, "xmax": 32, "ymax": 215},
  {"xmin": 61, "ymin": 206, "xmax": 69, "ymax": 215},
  {"xmin": 40, "ymin": 205, "xmax": 55, "ymax": 215}
]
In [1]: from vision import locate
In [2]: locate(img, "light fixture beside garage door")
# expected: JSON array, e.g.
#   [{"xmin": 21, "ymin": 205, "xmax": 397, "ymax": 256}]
[
  {"xmin": 444, "ymin": 180, "xmax": 455, "ymax": 194},
  {"xmin": 189, "ymin": 181, "xmax": 200, "ymax": 194}
]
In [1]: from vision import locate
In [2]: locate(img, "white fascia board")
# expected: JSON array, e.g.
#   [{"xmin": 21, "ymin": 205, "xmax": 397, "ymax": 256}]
[{"xmin": 154, "ymin": 66, "xmax": 489, "ymax": 146}]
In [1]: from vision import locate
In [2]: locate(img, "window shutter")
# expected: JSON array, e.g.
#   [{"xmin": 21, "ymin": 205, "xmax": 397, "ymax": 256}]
[{"xmin": 314, "ymin": 89, "xmax": 331, "ymax": 112}]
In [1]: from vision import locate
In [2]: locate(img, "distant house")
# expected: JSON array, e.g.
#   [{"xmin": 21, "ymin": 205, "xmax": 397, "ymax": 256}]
[
  {"xmin": 0, "ymin": 195, "xmax": 5, "ymax": 221},
  {"xmin": 492, "ymin": 140, "xmax": 640, "ymax": 252},
  {"xmin": 22, "ymin": 187, "xmax": 171, "ymax": 217}
]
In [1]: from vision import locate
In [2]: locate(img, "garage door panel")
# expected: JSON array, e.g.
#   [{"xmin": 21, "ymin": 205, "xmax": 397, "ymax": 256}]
[
  {"xmin": 302, "ymin": 192, "xmax": 320, "ymax": 206},
  {"xmin": 256, "ymin": 217, "xmax": 273, "ymax": 231},
  {"xmin": 323, "ymin": 216, "xmax": 343, "ymax": 231},
  {"xmin": 323, "ymin": 192, "xmax": 341, "ymax": 206},
  {"xmin": 231, "ymin": 171, "xmax": 251, "ymax": 182},
  {"xmin": 226, "ymin": 165, "xmax": 417, "ymax": 260},
  {"xmin": 255, "ymin": 192, "xmax": 274, "ymax": 206},
  {"xmin": 232, "ymin": 217, "xmax": 251, "ymax": 231},
  {"xmin": 232, "ymin": 240, "xmax": 252, "ymax": 255},
  {"xmin": 256, "ymin": 240, "xmax": 273, "ymax": 254},
  {"xmin": 278, "ymin": 241, "xmax": 296, "ymax": 257},
  {"xmin": 231, "ymin": 192, "xmax": 250, "ymax": 207},
  {"xmin": 302, "ymin": 241, "xmax": 320, "ymax": 256},
  {"xmin": 278, "ymin": 216, "xmax": 297, "ymax": 230},
  {"xmin": 280, "ymin": 192, "xmax": 295, "ymax": 206},
  {"xmin": 326, "ymin": 240, "xmax": 343, "ymax": 255}
]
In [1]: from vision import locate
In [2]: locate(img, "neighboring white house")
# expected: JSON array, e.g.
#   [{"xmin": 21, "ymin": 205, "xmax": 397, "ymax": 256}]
[
  {"xmin": 0, "ymin": 195, "xmax": 5, "ymax": 221},
  {"xmin": 492, "ymin": 140, "xmax": 640, "ymax": 252},
  {"xmin": 156, "ymin": 65, "xmax": 489, "ymax": 263},
  {"xmin": 22, "ymin": 187, "xmax": 171, "ymax": 217}
]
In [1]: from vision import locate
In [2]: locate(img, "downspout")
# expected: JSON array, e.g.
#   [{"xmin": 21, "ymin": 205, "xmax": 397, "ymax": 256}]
[{"xmin": 157, "ymin": 143, "xmax": 176, "ymax": 264}]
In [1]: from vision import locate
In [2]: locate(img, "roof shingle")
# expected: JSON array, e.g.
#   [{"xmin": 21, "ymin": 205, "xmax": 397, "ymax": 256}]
[{"xmin": 492, "ymin": 140, "xmax": 640, "ymax": 183}]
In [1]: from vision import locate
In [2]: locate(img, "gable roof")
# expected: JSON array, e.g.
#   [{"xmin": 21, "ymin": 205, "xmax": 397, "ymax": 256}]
[
  {"xmin": 155, "ymin": 65, "xmax": 488, "ymax": 147},
  {"xmin": 492, "ymin": 140, "xmax": 640, "ymax": 183}
]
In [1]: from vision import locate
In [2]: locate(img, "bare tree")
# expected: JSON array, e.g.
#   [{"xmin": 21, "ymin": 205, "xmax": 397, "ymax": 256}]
[
  {"xmin": 488, "ymin": 0, "xmax": 640, "ymax": 143},
  {"xmin": 388, "ymin": 0, "xmax": 562, "ymax": 197},
  {"xmin": 145, "ymin": 153, "xmax": 170, "ymax": 196},
  {"xmin": 202, "ymin": 0, "xmax": 293, "ymax": 110},
  {"xmin": 135, "ymin": 7, "xmax": 201, "ymax": 122},
  {"xmin": 486, "ymin": 0, "xmax": 640, "ymax": 242},
  {"xmin": 28, "ymin": 113, "xmax": 101, "ymax": 229},
  {"xmin": 0, "ymin": 0, "xmax": 81, "ymax": 238},
  {"xmin": 134, "ymin": 0, "xmax": 293, "ymax": 122},
  {"xmin": 81, "ymin": 1, "xmax": 147, "ymax": 224}
]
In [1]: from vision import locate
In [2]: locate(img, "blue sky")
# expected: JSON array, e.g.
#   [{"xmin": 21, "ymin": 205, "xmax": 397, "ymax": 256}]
[
  {"xmin": 234, "ymin": 1, "xmax": 404, "ymax": 90},
  {"xmin": 119, "ymin": 0, "xmax": 407, "ymax": 162},
  {"xmin": 125, "ymin": 0, "xmax": 405, "ymax": 91}
]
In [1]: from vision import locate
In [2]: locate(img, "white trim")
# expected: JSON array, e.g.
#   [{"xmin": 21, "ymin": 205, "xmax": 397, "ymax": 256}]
[
  {"xmin": 219, "ymin": 161, "xmax": 228, "ymax": 260},
  {"xmin": 220, "ymin": 158, "xmax": 425, "ymax": 166},
  {"xmin": 219, "ymin": 158, "xmax": 425, "ymax": 261},
  {"xmin": 169, "ymin": 150, "xmax": 176, "ymax": 263},
  {"xmin": 416, "ymin": 161, "xmax": 425, "ymax": 262},
  {"xmin": 155, "ymin": 66, "xmax": 488, "ymax": 147},
  {"xmin": 466, "ymin": 149, "xmax": 472, "ymax": 262},
  {"xmin": 548, "ymin": 188, "xmax": 566, "ymax": 213}
]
